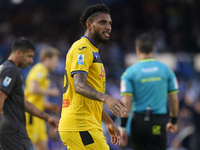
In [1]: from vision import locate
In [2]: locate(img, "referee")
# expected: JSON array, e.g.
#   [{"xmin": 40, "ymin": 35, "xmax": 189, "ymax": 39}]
[{"xmin": 119, "ymin": 33, "xmax": 179, "ymax": 150}]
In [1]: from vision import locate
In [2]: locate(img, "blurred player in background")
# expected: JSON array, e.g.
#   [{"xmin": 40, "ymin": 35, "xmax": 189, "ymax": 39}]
[
  {"xmin": 25, "ymin": 47, "xmax": 60, "ymax": 150},
  {"xmin": 0, "ymin": 37, "xmax": 59, "ymax": 150},
  {"xmin": 119, "ymin": 33, "xmax": 179, "ymax": 150},
  {"xmin": 58, "ymin": 3, "xmax": 126, "ymax": 150}
]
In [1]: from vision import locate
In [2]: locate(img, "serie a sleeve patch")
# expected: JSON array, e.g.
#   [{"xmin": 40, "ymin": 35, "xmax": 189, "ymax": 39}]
[
  {"xmin": 2, "ymin": 76, "xmax": 12, "ymax": 87},
  {"xmin": 77, "ymin": 54, "xmax": 84, "ymax": 65}
]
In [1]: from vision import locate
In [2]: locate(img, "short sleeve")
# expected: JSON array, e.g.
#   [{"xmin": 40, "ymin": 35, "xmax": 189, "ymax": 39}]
[
  {"xmin": 0, "ymin": 68, "xmax": 17, "ymax": 95},
  {"xmin": 120, "ymin": 70, "xmax": 134, "ymax": 96},
  {"xmin": 30, "ymin": 69, "xmax": 48, "ymax": 83},
  {"xmin": 70, "ymin": 46, "xmax": 93, "ymax": 77},
  {"xmin": 167, "ymin": 68, "xmax": 179, "ymax": 94}
]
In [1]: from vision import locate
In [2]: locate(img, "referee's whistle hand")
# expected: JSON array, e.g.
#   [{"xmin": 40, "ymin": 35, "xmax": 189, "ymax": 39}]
[
  {"xmin": 166, "ymin": 122, "xmax": 178, "ymax": 133},
  {"xmin": 104, "ymin": 95, "xmax": 127, "ymax": 117},
  {"xmin": 120, "ymin": 129, "xmax": 128, "ymax": 146}
]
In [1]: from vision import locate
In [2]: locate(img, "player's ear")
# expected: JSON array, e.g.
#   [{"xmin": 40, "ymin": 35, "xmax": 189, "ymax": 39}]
[
  {"xmin": 135, "ymin": 46, "xmax": 140, "ymax": 53},
  {"xmin": 86, "ymin": 21, "xmax": 92, "ymax": 30},
  {"xmin": 15, "ymin": 50, "xmax": 23, "ymax": 56}
]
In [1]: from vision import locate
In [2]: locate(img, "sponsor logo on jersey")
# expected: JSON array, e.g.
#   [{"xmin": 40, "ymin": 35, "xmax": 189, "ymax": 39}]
[
  {"xmin": 2, "ymin": 76, "xmax": 12, "ymax": 87},
  {"xmin": 142, "ymin": 67, "xmax": 159, "ymax": 73},
  {"xmin": 99, "ymin": 65, "xmax": 105, "ymax": 78},
  {"xmin": 62, "ymin": 99, "xmax": 70, "ymax": 108},
  {"xmin": 77, "ymin": 55, "xmax": 84, "ymax": 65},
  {"xmin": 141, "ymin": 77, "xmax": 161, "ymax": 83},
  {"xmin": 78, "ymin": 47, "xmax": 87, "ymax": 50}
]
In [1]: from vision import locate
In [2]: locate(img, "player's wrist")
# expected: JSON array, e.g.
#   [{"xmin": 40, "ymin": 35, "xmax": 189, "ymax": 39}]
[
  {"xmin": 41, "ymin": 111, "xmax": 50, "ymax": 122},
  {"xmin": 103, "ymin": 94, "xmax": 109, "ymax": 103},
  {"xmin": 118, "ymin": 126, "xmax": 126, "ymax": 131},
  {"xmin": 169, "ymin": 117, "xmax": 178, "ymax": 124},
  {"xmin": 120, "ymin": 117, "xmax": 128, "ymax": 127}
]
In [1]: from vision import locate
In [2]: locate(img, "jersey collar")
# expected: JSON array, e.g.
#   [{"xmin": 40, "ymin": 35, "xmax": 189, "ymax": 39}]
[
  {"xmin": 81, "ymin": 36, "xmax": 99, "ymax": 49},
  {"xmin": 139, "ymin": 58, "xmax": 155, "ymax": 62}
]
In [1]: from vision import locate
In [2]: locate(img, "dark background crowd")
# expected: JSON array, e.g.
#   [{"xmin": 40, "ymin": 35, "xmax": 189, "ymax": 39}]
[{"xmin": 0, "ymin": 0, "xmax": 200, "ymax": 149}]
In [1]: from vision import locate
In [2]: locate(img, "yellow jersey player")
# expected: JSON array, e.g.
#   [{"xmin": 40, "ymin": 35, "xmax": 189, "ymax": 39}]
[
  {"xmin": 59, "ymin": 3, "xmax": 126, "ymax": 150},
  {"xmin": 25, "ymin": 47, "xmax": 60, "ymax": 150}
]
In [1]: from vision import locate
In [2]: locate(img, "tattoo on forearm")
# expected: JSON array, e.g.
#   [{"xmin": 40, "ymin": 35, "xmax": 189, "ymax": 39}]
[
  {"xmin": 74, "ymin": 73, "xmax": 106, "ymax": 102},
  {"xmin": 40, "ymin": 111, "xmax": 44, "ymax": 117}
]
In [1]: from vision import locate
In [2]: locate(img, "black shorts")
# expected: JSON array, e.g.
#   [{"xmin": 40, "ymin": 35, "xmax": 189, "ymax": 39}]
[
  {"xmin": 130, "ymin": 113, "xmax": 167, "ymax": 150},
  {"xmin": 0, "ymin": 132, "xmax": 33, "ymax": 150}
]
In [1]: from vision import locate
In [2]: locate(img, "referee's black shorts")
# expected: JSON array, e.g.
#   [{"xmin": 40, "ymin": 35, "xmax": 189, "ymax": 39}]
[
  {"xmin": 0, "ymin": 132, "xmax": 33, "ymax": 150},
  {"xmin": 130, "ymin": 113, "xmax": 167, "ymax": 150}
]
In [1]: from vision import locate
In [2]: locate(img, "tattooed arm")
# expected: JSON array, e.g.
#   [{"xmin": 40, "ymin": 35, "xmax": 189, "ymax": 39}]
[
  {"xmin": 24, "ymin": 96, "xmax": 59, "ymax": 130},
  {"xmin": 74, "ymin": 73, "xmax": 106, "ymax": 102},
  {"xmin": 73, "ymin": 73, "xmax": 126, "ymax": 117}
]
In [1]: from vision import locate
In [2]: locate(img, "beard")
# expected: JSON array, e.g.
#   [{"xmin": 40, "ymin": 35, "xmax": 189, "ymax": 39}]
[
  {"xmin": 19, "ymin": 61, "xmax": 30, "ymax": 69},
  {"xmin": 19, "ymin": 63, "xmax": 27, "ymax": 69},
  {"xmin": 93, "ymin": 30, "xmax": 109, "ymax": 44}
]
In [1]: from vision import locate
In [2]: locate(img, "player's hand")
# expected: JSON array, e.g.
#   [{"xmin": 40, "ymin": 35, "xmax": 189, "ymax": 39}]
[
  {"xmin": 104, "ymin": 95, "xmax": 126, "ymax": 117},
  {"xmin": 119, "ymin": 127, "xmax": 128, "ymax": 146},
  {"xmin": 106, "ymin": 123, "xmax": 121, "ymax": 146},
  {"xmin": 166, "ymin": 122, "xmax": 178, "ymax": 133},
  {"xmin": 50, "ymin": 88, "xmax": 60, "ymax": 97},
  {"xmin": 47, "ymin": 116, "xmax": 59, "ymax": 131}
]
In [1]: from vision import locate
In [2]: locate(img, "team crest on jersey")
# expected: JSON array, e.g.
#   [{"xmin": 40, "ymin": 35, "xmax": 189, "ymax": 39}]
[
  {"xmin": 77, "ymin": 54, "xmax": 84, "ymax": 65},
  {"xmin": 2, "ymin": 76, "xmax": 12, "ymax": 87}
]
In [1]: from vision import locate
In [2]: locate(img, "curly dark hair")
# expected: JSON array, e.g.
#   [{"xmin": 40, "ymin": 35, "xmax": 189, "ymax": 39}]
[{"xmin": 79, "ymin": 3, "xmax": 110, "ymax": 31}]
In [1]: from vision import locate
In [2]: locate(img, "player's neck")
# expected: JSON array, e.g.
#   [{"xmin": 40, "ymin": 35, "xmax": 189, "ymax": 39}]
[
  {"xmin": 41, "ymin": 61, "xmax": 49, "ymax": 70},
  {"xmin": 8, "ymin": 54, "xmax": 19, "ymax": 67},
  {"xmin": 84, "ymin": 32, "xmax": 101, "ymax": 47},
  {"xmin": 138, "ymin": 53, "xmax": 153, "ymax": 60}
]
